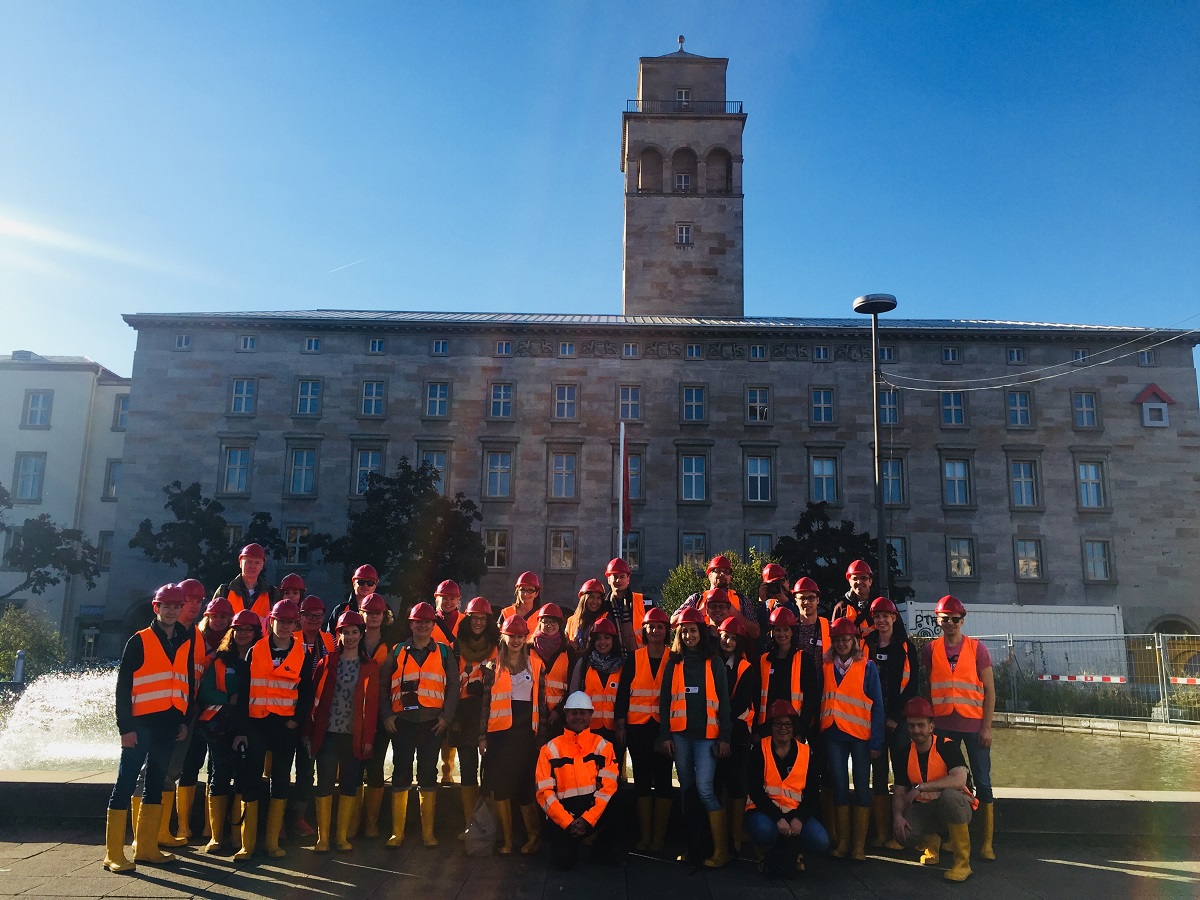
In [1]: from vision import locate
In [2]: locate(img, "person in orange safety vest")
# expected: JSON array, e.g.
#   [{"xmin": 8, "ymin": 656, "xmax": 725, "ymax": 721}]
[{"xmin": 212, "ymin": 543, "xmax": 280, "ymax": 623}]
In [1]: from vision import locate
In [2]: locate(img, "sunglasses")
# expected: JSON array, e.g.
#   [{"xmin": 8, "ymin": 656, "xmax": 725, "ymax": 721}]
[
  {"xmin": 939, "ymin": 615, "xmax": 964, "ymax": 624},
  {"xmin": 355, "ymin": 579, "xmax": 378, "ymax": 586}
]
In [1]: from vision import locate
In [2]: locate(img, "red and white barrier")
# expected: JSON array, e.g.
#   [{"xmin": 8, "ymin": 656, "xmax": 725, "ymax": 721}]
[
  {"xmin": 1037, "ymin": 674, "xmax": 1126, "ymax": 684},
  {"xmin": 1170, "ymin": 677, "xmax": 1200, "ymax": 685}
]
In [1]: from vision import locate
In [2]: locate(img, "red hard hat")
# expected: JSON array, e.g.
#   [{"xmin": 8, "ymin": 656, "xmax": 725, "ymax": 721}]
[
  {"xmin": 279, "ymin": 573, "xmax": 305, "ymax": 592},
  {"xmin": 337, "ymin": 609, "xmax": 366, "ymax": 630},
  {"xmin": 846, "ymin": 559, "xmax": 873, "ymax": 578},
  {"xmin": 353, "ymin": 564, "xmax": 379, "ymax": 581},
  {"xmin": 538, "ymin": 603, "xmax": 565, "ymax": 622},
  {"xmin": 178, "ymin": 578, "xmax": 206, "ymax": 600},
  {"xmin": 359, "ymin": 592, "xmax": 388, "ymax": 614},
  {"xmin": 579, "ymin": 579, "xmax": 606, "ymax": 595},
  {"xmin": 435, "ymin": 580, "xmax": 461, "ymax": 598},
  {"xmin": 769, "ymin": 607, "xmax": 798, "ymax": 627},
  {"xmin": 675, "ymin": 607, "xmax": 706, "ymax": 626},
  {"xmin": 903, "ymin": 696, "xmax": 935, "ymax": 720},
  {"xmin": 300, "ymin": 594, "xmax": 326, "ymax": 614},
  {"xmin": 792, "ymin": 577, "xmax": 820, "ymax": 595},
  {"xmin": 465, "ymin": 596, "xmax": 492, "ymax": 615},
  {"xmin": 231, "ymin": 609, "xmax": 261, "ymax": 628},
  {"xmin": 409, "ymin": 601, "xmax": 437, "ymax": 621},
  {"xmin": 515, "ymin": 571, "xmax": 541, "ymax": 590},
  {"xmin": 500, "ymin": 614, "xmax": 530, "ymax": 637},
  {"xmin": 870, "ymin": 597, "xmax": 898, "ymax": 617},
  {"xmin": 761, "ymin": 562, "xmax": 787, "ymax": 583},
  {"xmin": 703, "ymin": 588, "xmax": 732, "ymax": 608},
  {"xmin": 706, "ymin": 555, "xmax": 732, "ymax": 574},
  {"xmin": 270, "ymin": 599, "xmax": 300, "ymax": 621},
  {"xmin": 642, "ymin": 607, "xmax": 670, "ymax": 625},
  {"xmin": 590, "ymin": 617, "xmax": 618, "ymax": 636},
  {"xmin": 936, "ymin": 595, "xmax": 966, "ymax": 616},
  {"xmin": 152, "ymin": 584, "xmax": 185, "ymax": 607},
  {"xmin": 830, "ymin": 617, "xmax": 858, "ymax": 638},
  {"xmin": 718, "ymin": 616, "xmax": 746, "ymax": 637},
  {"xmin": 205, "ymin": 597, "xmax": 234, "ymax": 617},
  {"xmin": 239, "ymin": 543, "xmax": 266, "ymax": 560},
  {"xmin": 606, "ymin": 557, "xmax": 632, "ymax": 576},
  {"xmin": 768, "ymin": 700, "xmax": 798, "ymax": 720}
]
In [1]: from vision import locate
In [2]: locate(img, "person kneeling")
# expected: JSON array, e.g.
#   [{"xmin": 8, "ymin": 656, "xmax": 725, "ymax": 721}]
[
  {"xmin": 891, "ymin": 697, "xmax": 976, "ymax": 882},
  {"xmin": 745, "ymin": 701, "xmax": 829, "ymax": 878},
  {"xmin": 536, "ymin": 691, "xmax": 624, "ymax": 871}
]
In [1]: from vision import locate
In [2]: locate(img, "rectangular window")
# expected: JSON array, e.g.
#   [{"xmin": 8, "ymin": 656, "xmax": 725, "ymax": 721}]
[
  {"xmin": 221, "ymin": 446, "xmax": 251, "ymax": 494},
  {"xmin": 746, "ymin": 455, "xmax": 772, "ymax": 502},
  {"xmin": 289, "ymin": 448, "xmax": 317, "ymax": 495},
  {"xmin": 1007, "ymin": 390, "xmax": 1031, "ymax": 427},
  {"xmin": 426, "ymin": 382, "xmax": 449, "ymax": 417},
  {"xmin": 625, "ymin": 452, "xmax": 643, "ymax": 501},
  {"xmin": 941, "ymin": 391, "xmax": 966, "ymax": 426},
  {"xmin": 676, "ymin": 223, "xmax": 693, "ymax": 245},
  {"xmin": 491, "ymin": 383, "xmax": 513, "ymax": 418},
  {"xmin": 813, "ymin": 345, "xmax": 830, "ymax": 362},
  {"xmin": 1073, "ymin": 348, "xmax": 1090, "ymax": 365},
  {"xmin": 747, "ymin": 387, "xmax": 770, "ymax": 422},
  {"xmin": 554, "ymin": 384, "xmax": 577, "ymax": 419},
  {"xmin": 484, "ymin": 529, "xmax": 509, "ymax": 569},
  {"xmin": 878, "ymin": 345, "xmax": 894, "ymax": 363},
  {"xmin": 175, "ymin": 334, "xmax": 191, "ymax": 350},
  {"xmin": 1, "ymin": 528, "xmax": 21, "ymax": 570},
  {"xmin": 675, "ymin": 172, "xmax": 692, "ymax": 192},
  {"xmin": 361, "ymin": 381, "xmax": 385, "ymax": 416},
  {"xmin": 676, "ymin": 87, "xmax": 691, "ymax": 107},
  {"xmin": 811, "ymin": 388, "xmax": 834, "ymax": 424},
  {"xmin": 1138, "ymin": 349, "xmax": 1156, "ymax": 366},
  {"xmin": 1008, "ymin": 347, "xmax": 1026, "ymax": 365},
  {"xmin": 231, "ymin": 379, "xmax": 256, "ymax": 415},
  {"xmin": 304, "ymin": 336, "xmax": 321, "ymax": 352},
  {"xmin": 113, "ymin": 395, "xmax": 129, "ymax": 431},
  {"xmin": 296, "ymin": 380, "xmax": 321, "ymax": 415},
  {"xmin": 871, "ymin": 389, "xmax": 898, "ymax": 426},
  {"xmin": 1010, "ymin": 461, "xmax": 1038, "ymax": 507},
  {"xmin": 559, "ymin": 342, "xmax": 576, "ymax": 357},
  {"xmin": 943, "ymin": 459, "xmax": 971, "ymax": 506},
  {"xmin": 942, "ymin": 346, "xmax": 961, "ymax": 364},
  {"xmin": 887, "ymin": 536, "xmax": 908, "ymax": 577},
  {"xmin": 551, "ymin": 452, "xmax": 577, "ymax": 499},
  {"xmin": 1073, "ymin": 392, "xmax": 1098, "ymax": 428},
  {"xmin": 1077, "ymin": 461, "xmax": 1106, "ymax": 508},
  {"xmin": 683, "ymin": 386, "xmax": 706, "ymax": 421},
  {"xmin": 882, "ymin": 458, "xmax": 905, "ymax": 505},
  {"xmin": 750, "ymin": 344, "xmax": 766, "ymax": 360},
  {"xmin": 686, "ymin": 343, "xmax": 702, "ymax": 359},
  {"xmin": 421, "ymin": 450, "xmax": 448, "ymax": 495},
  {"xmin": 368, "ymin": 338, "xmax": 386, "ymax": 354},
  {"xmin": 22, "ymin": 390, "xmax": 53, "ymax": 428},
  {"xmin": 485, "ymin": 451, "xmax": 512, "ymax": 498},
  {"xmin": 623, "ymin": 342, "xmax": 639, "ymax": 359},
  {"xmin": 1083, "ymin": 540, "xmax": 1113, "ymax": 581},
  {"xmin": 682, "ymin": 532, "xmax": 707, "ymax": 567},
  {"xmin": 681, "ymin": 454, "xmax": 706, "ymax": 501},
  {"xmin": 98, "ymin": 531, "xmax": 114, "ymax": 571},
  {"xmin": 495, "ymin": 340, "xmax": 512, "ymax": 356},
  {"xmin": 747, "ymin": 533, "xmax": 773, "ymax": 557},
  {"xmin": 948, "ymin": 538, "xmax": 976, "ymax": 578},
  {"xmin": 224, "ymin": 524, "xmax": 244, "ymax": 548},
  {"xmin": 810, "ymin": 456, "xmax": 838, "ymax": 503},
  {"xmin": 431, "ymin": 339, "xmax": 449, "ymax": 356},
  {"xmin": 549, "ymin": 529, "xmax": 576, "ymax": 570},
  {"xmin": 1015, "ymin": 539, "xmax": 1043, "ymax": 580},
  {"xmin": 285, "ymin": 525, "xmax": 310, "ymax": 565},
  {"xmin": 621, "ymin": 532, "xmax": 641, "ymax": 571},
  {"xmin": 620, "ymin": 385, "xmax": 641, "ymax": 420},
  {"xmin": 14, "ymin": 453, "xmax": 46, "ymax": 502},
  {"xmin": 355, "ymin": 449, "xmax": 382, "ymax": 494},
  {"xmin": 239, "ymin": 335, "xmax": 256, "ymax": 352},
  {"xmin": 102, "ymin": 460, "xmax": 121, "ymax": 500}
]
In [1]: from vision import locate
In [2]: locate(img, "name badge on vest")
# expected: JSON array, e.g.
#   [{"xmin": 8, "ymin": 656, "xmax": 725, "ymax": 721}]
[
  {"xmin": 769, "ymin": 666, "xmax": 775, "ymax": 675},
  {"xmin": 609, "ymin": 680, "xmax": 619, "ymax": 689},
  {"xmin": 877, "ymin": 651, "xmax": 889, "ymax": 662},
  {"xmin": 685, "ymin": 685, "xmax": 699, "ymax": 694}
]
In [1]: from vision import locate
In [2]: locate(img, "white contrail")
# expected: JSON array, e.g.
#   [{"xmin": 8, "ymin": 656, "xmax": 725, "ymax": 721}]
[{"xmin": 329, "ymin": 257, "xmax": 370, "ymax": 273}]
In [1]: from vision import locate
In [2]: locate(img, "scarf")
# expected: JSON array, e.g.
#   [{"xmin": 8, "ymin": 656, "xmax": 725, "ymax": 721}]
[
  {"xmin": 588, "ymin": 648, "xmax": 623, "ymax": 677},
  {"xmin": 834, "ymin": 654, "xmax": 853, "ymax": 677},
  {"xmin": 533, "ymin": 631, "xmax": 564, "ymax": 663},
  {"xmin": 456, "ymin": 629, "xmax": 496, "ymax": 664}
]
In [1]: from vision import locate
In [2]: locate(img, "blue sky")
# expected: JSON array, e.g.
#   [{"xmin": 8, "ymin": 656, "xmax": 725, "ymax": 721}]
[{"xmin": 2, "ymin": 1, "xmax": 1197, "ymax": 377}]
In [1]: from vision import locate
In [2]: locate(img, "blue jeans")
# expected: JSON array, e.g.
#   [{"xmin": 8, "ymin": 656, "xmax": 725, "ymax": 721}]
[
  {"xmin": 940, "ymin": 729, "xmax": 993, "ymax": 803},
  {"xmin": 108, "ymin": 721, "xmax": 177, "ymax": 810},
  {"xmin": 746, "ymin": 809, "xmax": 830, "ymax": 854},
  {"xmin": 672, "ymin": 735, "xmax": 720, "ymax": 812},
  {"xmin": 825, "ymin": 737, "xmax": 872, "ymax": 807}
]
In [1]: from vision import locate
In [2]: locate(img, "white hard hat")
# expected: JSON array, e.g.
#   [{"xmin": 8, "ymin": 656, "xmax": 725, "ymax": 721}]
[{"xmin": 563, "ymin": 691, "xmax": 594, "ymax": 711}]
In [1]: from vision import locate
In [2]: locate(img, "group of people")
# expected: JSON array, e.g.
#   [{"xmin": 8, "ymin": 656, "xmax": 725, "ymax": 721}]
[{"xmin": 104, "ymin": 545, "xmax": 996, "ymax": 883}]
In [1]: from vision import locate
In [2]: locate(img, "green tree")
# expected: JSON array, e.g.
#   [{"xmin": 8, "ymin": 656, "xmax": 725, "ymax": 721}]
[
  {"xmin": 310, "ymin": 457, "xmax": 485, "ymax": 611},
  {"xmin": 0, "ymin": 606, "xmax": 67, "ymax": 681},
  {"xmin": 772, "ymin": 502, "xmax": 914, "ymax": 605},
  {"xmin": 0, "ymin": 484, "xmax": 101, "ymax": 603},
  {"xmin": 658, "ymin": 549, "xmax": 773, "ymax": 619}
]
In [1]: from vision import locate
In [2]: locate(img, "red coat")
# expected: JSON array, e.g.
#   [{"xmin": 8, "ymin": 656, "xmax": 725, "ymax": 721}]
[{"xmin": 308, "ymin": 651, "xmax": 380, "ymax": 759}]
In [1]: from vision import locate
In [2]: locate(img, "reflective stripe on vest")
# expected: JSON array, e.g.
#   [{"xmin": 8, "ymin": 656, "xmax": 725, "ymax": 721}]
[
  {"xmin": 391, "ymin": 642, "xmax": 448, "ymax": 712},
  {"xmin": 584, "ymin": 665, "xmax": 620, "ymax": 731},
  {"xmin": 131, "ymin": 629, "xmax": 190, "ymax": 717},
  {"xmin": 627, "ymin": 647, "xmax": 665, "ymax": 725},
  {"xmin": 669, "ymin": 659, "xmax": 719, "ymax": 739},
  {"xmin": 228, "ymin": 587, "xmax": 271, "ymax": 621},
  {"xmin": 907, "ymin": 738, "xmax": 980, "ymax": 810},
  {"xmin": 820, "ymin": 658, "xmax": 872, "ymax": 739},
  {"xmin": 758, "ymin": 652, "xmax": 802, "ymax": 726},
  {"xmin": 542, "ymin": 652, "xmax": 570, "ymax": 710},
  {"xmin": 748, "ymin": 736, "xmax": 810, "ymax": 812},
  {"xmin": 459, "ymin": 648, "xmax": 497, "ymax": 699},
  {"xmin": 487, "ymin": 656, "xmax": 542, "ymax": 734},
  {"xmin": 732, "ymin": 658, "xmax": 755, "ymax": 728},
  {"xmin": 929, "ymin": 636, "xmax": 984, "ymax": 719},
  {"xmin": 536, "ymin": 730, "xmax": 618, "ymax": 810},
  {"xmin": 248, "ymin": 637, "xmax": 305, "ymax": 718},
  {"xmin": 199, "ymin": 658, "xmax": 228, "ymax": 722},
  {"xmin": 191, "ymin": 625, "xmax": 210, "ymax": 693}
]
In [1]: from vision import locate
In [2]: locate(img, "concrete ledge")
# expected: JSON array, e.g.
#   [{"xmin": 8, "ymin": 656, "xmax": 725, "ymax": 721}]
[{"xmin": 995, "ymin": 712, "xmax": 1200, "ymax": 741}]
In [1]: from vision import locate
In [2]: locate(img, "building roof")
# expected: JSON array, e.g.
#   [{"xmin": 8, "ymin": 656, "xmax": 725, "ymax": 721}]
[{"xmin": 0, "ymin": 351, "xmax": 125, "ymax": 380}]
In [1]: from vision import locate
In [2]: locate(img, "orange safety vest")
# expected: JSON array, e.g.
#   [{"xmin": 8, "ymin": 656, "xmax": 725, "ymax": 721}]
[
  {"xmin": 199, "ymin": 658, "xmax": 229, "ymax": 722},
  {"xmin": 630, "ymin": 592, "xmax": 646, "ymax": 647},
  {"xmin": 869, "ymin": 637, "xmax": 911, "ymax": 694},
  {"xmin": 190, "ymin": 624, "xmax": 211, "ymax": 695},
  {"xmin": 390, "ymin": 641, "xmax": 449, "ymax": 713},
  {"xmin": 535, "ymin": 728, "xmax": 618, "ymax": 829},
  {"xmin": 459, "ymin": 647, "xmax": 497, "ymax": 699},
  {"xmin": 929, "ymin": 637, "xmax": 985, "ymax": 720},
  {"xmin": 487, "ymin": 656, "xmax": 542, "ymax": 733},
  {"xmin": 758, "ymin": 651, "xmax": 803, "ymax": 726},
  {"xmin": 907, "ymin": 738, "xmax": 979, "ymax": 810},
  {"xmin": 130, "ymin": 629, "xmax": 191, "ymax": 717},
  {"xmin": 541, "ymin": 651, "xmax": 570, "ymax": 712},
  {"xmin": 227, "ymin": 586, "xmax": 271, "ymax": 621},
  {"xmin": 747, "ymin": 736, "xmax": 810, "ymax": 812},
  {"xmin": 626, "ymin": 647, "xmax": 665, "ymax": 725},
  {"xmin": 365, "ymin": 636, "xmax": 390, "ymax": 667},
  {"xmin": 500, "ymin": 602, "xmax": 539, "ymax": 628},
  {"xmin": 584, "ymin": 665, "xmax": 621, "ymax": 731},
  {"xmin": 669, "ymin": 659, "xmax": 720, "ymax": 739},
  {"xmin": 731, "ymin": 658, "xmax": 755, "ymax": 729},
  {"xmin": 811, "ymin": 616, "xmax": 831, "ymax": 656},
  {"xmin": 248, "ymin": 637, "xmax": 306, "ymax": 718},
  {"xmin": 820, "ymin": 658, "xmax": 873, "ymax": 740},
  {"xmin": 433, "ymin": 614, "xmax": 459, "ymax": 647}
]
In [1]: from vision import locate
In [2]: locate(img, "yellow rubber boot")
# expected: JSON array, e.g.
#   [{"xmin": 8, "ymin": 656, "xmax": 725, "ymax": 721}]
[
  {"xmin": 820, "ymin": 792, "xmax": 837, "ymax": 847},
  {"xmin": 919, "ymin": 833, "xmax": 941, "ymax": 865},
  {"xmin": 420, "ymin": 790, "xmax": 440, "ymax": 847},
  {"xmin": 851, "ymin": 805, "xmax": 870, "ymax": 861},
  {"xmin": 133, "ymin": 804, "xmax": 176, "ymax": 864},
  {"xmin": 312, "ymin": 796, "xmax": 333, "ymax": 852},
  {"xmin": 494, "ymin": 798, "xmax": 514, "ymax": 854},
  {"xmin": 348, "ymin": 785, "xmax": 364, "ymax": 837},
  {"xmin": 197, "ymin": 784, "xmax": 210, "ymax": 838},
  {"xmin": 634, "ymin": 797, "xmax": 653, "ymax": 851},
  {"xmin": 519, "ymin": 803, "xmax": 541, "ymax": 854},
  {"xmin": 650, "ymin": 798, "xmax": 672, "ymax": 853},
  {"xmin": 264, "ymin": 798, "xmax": 287, "ymax": 858},
  {"xmin": 830, "ymin": 805, "xmax": 851, "ymax": 858},
  {"xmin": 441, "ymin": 745, "xmax": 457, "ymax": 785},
  {"xmin": 233, "ymin": 800, "xmax": 258, "ymax": 861},
  {"xmin": 728, "ymin": 797, "xmax": 746, "ymax": 853},
  {"xmin": 174, "ymin": 785, "xmax": 196, "ymax": 844},
  {"xmin": 871, "ymin": 795, "xmax": 894, "ymax": 848},
  {"xmin": 386, "ymin": 789, "xmax": 409, "ymax": 847},
  {"xmin": 129, "ymin": 797, "xmax": 141, "ymax": 845},
  {"xmin": 979, "ymin": 802, "xmax": 996, "ymax": 860},
  {"xmin": 363, "ymin": 786, "xmax": 385, "ymax": 838},
  {"xmin": 103, "ymin": 808, "xmax": 134, "ymax": 873},
  {"xmin": 944, "ymin": 821, "xmax": 973, "ymax": 881},
  {"xmin": 158, "ymin": 790, "xmax": 187, "ymax": 847},
  {"xmin": 458, "ymin": 785, "xmax": 480, "ymax": 840},
  {"xmin": 204, "ymin": 794, "xmax": 229, "ymax": 853},
  {"xmin": 703, "ymin": 808, "xmax": 731, "ymax": 868},
  {"xmin": 335, "ymin": 795, "xmax": 357, "ymax": 851}
]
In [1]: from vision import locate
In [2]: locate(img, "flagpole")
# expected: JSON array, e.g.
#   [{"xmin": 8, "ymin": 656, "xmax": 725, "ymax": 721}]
[{"xmin": 618, "ymin": 421, "xmax": 626, "ymax": 559}]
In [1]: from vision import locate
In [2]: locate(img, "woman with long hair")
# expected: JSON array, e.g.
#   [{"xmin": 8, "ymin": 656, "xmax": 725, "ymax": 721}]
[
  {"xmin": 565, "ymin": 579, "xmax": 607, "ymax": 653},
  {"xmin": 568, "ymin": 617, "xmax": 623, "ymax": 751},
  {"xmin": 715, "ymin": 614, "xmax": 761, "ymax": 856},
  {"xmin": 529, "ymin": 603, "xmax": 572, "ymax": 742},
  {"xmin": 451, "ymin": 597, "xmax": 500, "ymax": 837}
]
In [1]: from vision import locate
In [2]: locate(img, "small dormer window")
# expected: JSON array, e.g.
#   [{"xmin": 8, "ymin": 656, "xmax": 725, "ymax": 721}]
[{"xmin": 1133, "ymin": 383, "xmax": 1174, "ymax": 429}]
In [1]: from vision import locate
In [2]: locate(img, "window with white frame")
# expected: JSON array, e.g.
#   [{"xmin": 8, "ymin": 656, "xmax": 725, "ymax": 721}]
[
  {"xmin": 1138, "ymin": 349, "xmax": 1157, "ymax": 367},
  {"xmin": 942, "ymin": 346, "xmax": 961, "ymax": 364},
  {"xmin": 1007, "ymin": 390, "xmax": 1031, "ymax": 427},
  {"xmin": 943, "ymin": 459, "xmax": 972, "ymax": 506},
  {"xmin": 623, "ymin": 342, "xmax": 639, "ymax": 359},
  {"xmin": 102, "ymin": 460, "xmax": 121, "ymax": 500},
  {"xmin": 239, "ymin": 335, "xmax": 256, "ymax": 352},
  {"xmin": 421, "ymin": 449, "xmax": 448, "ymax": 495},
  {"xmin": 686, "ymin": 343, "xmax": 702, "ymax": 359},
  {"xmin": 810, "ymin": 456, "xmax": 838, "ymax": 503},
  {"xmin": 1076, "ymin": 461, "xmax": 1107, "ymax": 508},
  {"xmin": 947, "ymin": 537, "xmax": 976, "ymax": 578},
  {"xmin": 431, "ymin": 339, "xmax": 449, "ymax": 356},
  {"xmin": 882, "ymin": 458, "xmax": 905, "ymax": 505},
  {"xmin": 361, "ymin": 381, "xmax": 385, "ymax": 416},
  {"xmin": 285, "ymin": 525, "xmax": 311, "ymax": 565},
  {"xmin": 1015, "ymin": 539, "xmax": 1043, "ymax": 580},
  {"xmin": 621, "ymin": 532, "xmax": 641, "ymax": 570},
  {"xmin": 1073, "ymin": 348, "xmax": 1090, "ymax": 365},
  {"xmin": 747, "ymin": 533, "xmax": 773, "ymax": 558},
  {"xmin": 304, "ymin": 337, "xmax": 321, "ymax": 352},
  {"xmin": 289, "ymin": 448, "xmax": 317, "ymax": 495},
  {"xmin": 619, "ymin": 451, "xmax": 643, "ymax": 501},
  {"xmin": 296, "ymin": 380, "xmax": 321, "ymax": 415},
  {"xmin": 484, "ymin": 529, "xmax": 509, "ymax": 569},
  {"xmin": 22, "ymin": 391, "xmax": 52, "ymax": 428},
  {"xmin": 14, "ymin": 453, "xmax": 46, "ymax": 502},
  {"xmin": 941, "ymin": 391, "xmax": 966, "ymax": 426},
  {"xmin": 368, "ymin": 337, "xmax": 386, "ymax": 354},
  {"xmin": 495, "ymin": 340, "xmax": 512, "ymax": 357},
  {"xmin": 750, "ymin": 344, "xmax": 766, "ymax": 360},
  {"xmin": 1073, "ymin": 391, "xmax": 1099, "ymax": 428},
  {"xmin": 676, "ymin": 87, "xmax": 691, "ymax": 108},
  {"xmin": 682, "ymin": 532, "xmax": 706, "ymax": 567},
  {"xmin": 746, "ymin": 455, "xmax": 772, "ymax": 502},
  {"xmin": 549, "ymin": 529, "xmax": 576, "ymax": 570},
  {"xmin": 1010, "ymin": 460, "xmax": 1039, "ymax": 508},
  {"xmin": 747, "ymin": 387, "xmax": 770, "ymax": 422},
  {"xmin": 812, "ymin": 345, "xmax": 830, "ymax": 362},
  {"xmin": 355, "ymin": 448, "xmax": 382, "ymax": 494},
  {"xmin": 620, "ymin": 385, "xmax": 641, "ymax": 420},
  {"xmin": 113, "ymin": 395, "xmax": 129, "ymax": 431},
  {"xmin": 491, "ymin": 383, "xmax": 513, "ymax": 418},
  {"xmin": 1007, "ymin": 347, "xmax": 1026, "ymax": 365},
  {"xmin": 485, "ymin": 451, "xmax": 512, "ymax": 498},
  {"xmin": 554, "ymin": 384, "xmax": 577, "ymax": 419},
  {"xmin": 676, "ymin": 223, "xmax": 693, "ymax": 245},
  {"xmin": 675, "ymin": 172, "xmax": 692, "ymax": 192},
  {"xmin": 680, "ymin": 454, "xmax": 706, "ymax": 501},
  {"xmin": 886, "ymin": 536, "xmax": 908, "ymax": 577},
  {"xmin": 879, "ymin": 389, "xmax": 899, "ymax": 425},
  {"xmin": 878, "ymin": 345, "xmax": 894, "ymax": 363},
  {"xmin": 1083, "ymin": 539, "xmax": 1113, "ymax": 581},
  {"xmin": 224, "ymin": 524, "xmax": 244, "ymax": 548},
  {"xmin": 175, "ymin": 334, "xmax": 192, "ymax": 350},
  {"xmin": 683, "ymin": 386, "xmax": 706, "ymax": 421},
  {"xmin": 811, "ymin": 388, "xmax": 834, "ymax": 424},
  {"xmin": 221, "ymin": 446, "xmax": 251, "ymax": 494},
  {"xmin": 559, "ymin": 342, "xmax": 576, "ymax": 358},
  {"xmin": 551, "ymin": 452, "xmax": 577, "ymax": 499},
  {"xmin": 426, "ymin": 382, "xmax": 449, "ymax": 417},
  {"xmin": 230, "ymin": 379, "xmax": 255, "ymax": 415}
]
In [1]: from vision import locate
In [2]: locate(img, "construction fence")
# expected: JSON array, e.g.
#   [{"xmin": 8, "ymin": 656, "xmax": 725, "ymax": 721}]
[{"xmin": 908, "ymin": 633, "xmax": 1200, "ymax": 724}]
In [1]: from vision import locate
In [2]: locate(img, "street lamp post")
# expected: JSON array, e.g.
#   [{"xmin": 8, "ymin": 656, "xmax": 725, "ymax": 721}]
[{"xmin": 853, "ymin": 293, "xmax": 897, "ymax": 602}]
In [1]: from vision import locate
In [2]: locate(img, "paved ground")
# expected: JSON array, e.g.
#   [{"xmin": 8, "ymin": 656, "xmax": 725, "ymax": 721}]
[{"xmin": 1, "ymin": 825, "xmax": 1197, "ymax": 899}]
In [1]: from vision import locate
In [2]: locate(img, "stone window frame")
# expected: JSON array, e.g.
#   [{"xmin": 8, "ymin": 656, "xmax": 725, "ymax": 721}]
[
  {"xmin": 1081, "ymin": 538, "xmax": 1116, "ymax": 584},
  {"xmin": 418, "ymin": 441, "xmax": 453, "ymax": 497},
  {"xmin": 21, "ymin": 389, "xmax": 53, "ymax": 429},
  {"xmin": 946, "ymin": 535, "xmax": 979, "ymax": 581},
  {"xmin": 484, "ymin": 528, "xmax": 510, "ymax": 570},
  {"xmin": 351, "ymin": 443, "xmax": 386, "ymax": 497},
  {"xmin": 1013, "ymin": 536, "xmax": 1048, "ymax": 583},
  {"xmin": 806, "ymin": 443, "xmax": 843, "ymax": 506},
  {"xmin": 680, "ymin": 383, "xmax": 708, "ymax": 424},
  {"xmin": 1071, "ymin": 390, "xmax": 1102, "ymax": 431},
  {"xmin": 217, "ymin": 441, "xmax": 254, "ymax": 498},
  {"xmin": 12, "ymin": 452, "xmax": 47, "ymax": 504},
  {"xmin": 102, "ymin": 459, "xmax": 121, "ymax": 501},
  {"xmin": 746, "ymin": 384, "xmax": 772, "ymax": 425},
  {"xmin": 294, "ymin": 377, "xmax": 323, "ymax": 418},
  {"xmin": 1006, "ymin": 389, "xmax": 1035, "ymax": 430},
  {"xmin": 618, "ymin": 384, "xmax": 642, "ymax": 421},
  {"xmin": 547, "ymin": 527, "xmax": 578, "ymax": 572},
  {"xmin": 810, "ymin": 386, "xmax": 837, "ymax": 426},
  {"xmin": 553, "ymin": 383, "xmax": 579, "ymax": 420},
  {"xmin": 112, "ymin": 394, "xmax": 130, "ymax": 431},
  {"xmin": 360, "ymin": 379, "xmax": 387, "ymax": 418},
  {"xmin": 424, "ymin": 380, "xmax": 451, "ymax": 419},
  {"xmin": 482, "ymin": 442, "xmax": 517, "ymax": 502},
  {"xmin": 284, "ymin": 523, "xmax": 312, "ymax": 567},
  {"xmin": 285, "ymin": 442, "xmax": 320, "ymax": 498},
  {"xmin": 488, "ymin": 381, "xmax": 515, "ymax": 420}
]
